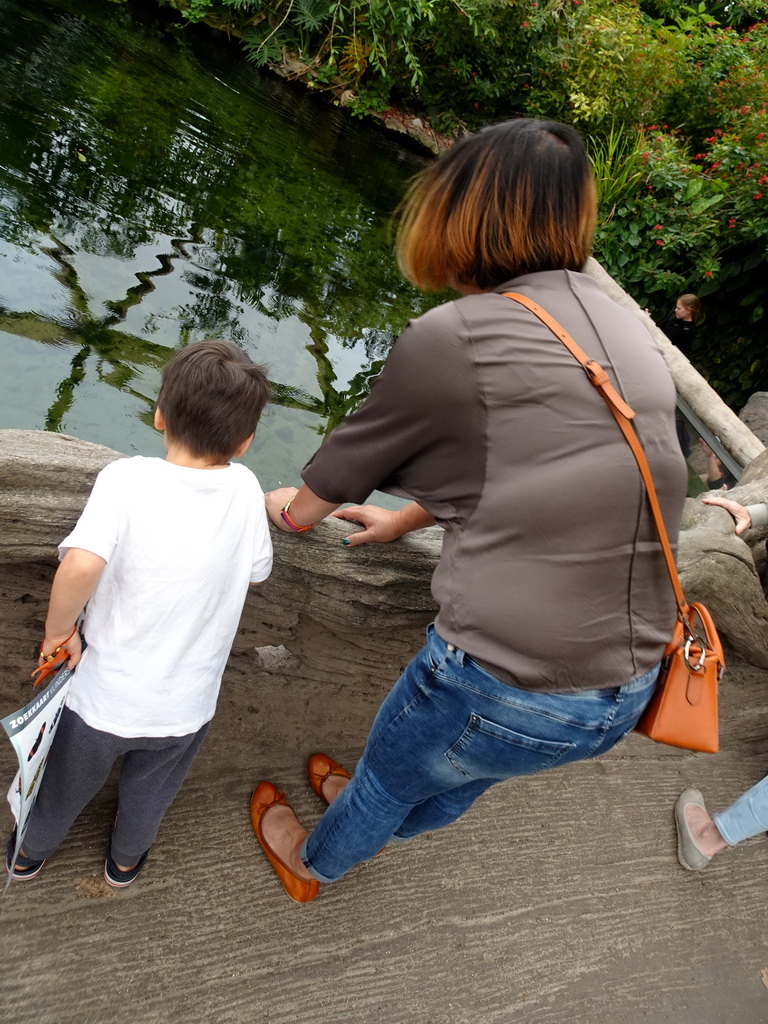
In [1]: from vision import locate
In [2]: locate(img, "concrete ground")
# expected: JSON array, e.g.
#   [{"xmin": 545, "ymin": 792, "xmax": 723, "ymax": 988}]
[{"xmin": 1, "ymin": 569, "xmax": 767, "ymax": 1023}]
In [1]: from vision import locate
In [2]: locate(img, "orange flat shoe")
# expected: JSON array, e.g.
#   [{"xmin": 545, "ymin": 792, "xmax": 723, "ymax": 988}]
[
  {"xmin": 307, "ymin": 753, "xmax": 352, "ymax": 806},
  {"xmin": 250, "ymin": 782, "xmax": 319, "ymax": 904}
]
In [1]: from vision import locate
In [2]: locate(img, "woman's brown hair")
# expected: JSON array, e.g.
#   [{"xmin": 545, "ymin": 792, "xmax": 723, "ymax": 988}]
[{"xmin": 397, "ymin": 119, "xmax": 597, "ymax": 292}]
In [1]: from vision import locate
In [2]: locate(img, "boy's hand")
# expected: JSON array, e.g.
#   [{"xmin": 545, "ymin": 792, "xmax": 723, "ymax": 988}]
[
  {"xmin": 39, "ymin": 546, "xmax": 104, "ymax": 675},
  {"xmin": 40, "ymin": 627, "xmax": 83, "ymax": 670}
]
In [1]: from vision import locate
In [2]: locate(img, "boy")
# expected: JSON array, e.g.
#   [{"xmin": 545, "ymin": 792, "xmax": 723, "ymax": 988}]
[{"xmin": 6, "ymin": 340, "xmax": 273, "ymax": 887}]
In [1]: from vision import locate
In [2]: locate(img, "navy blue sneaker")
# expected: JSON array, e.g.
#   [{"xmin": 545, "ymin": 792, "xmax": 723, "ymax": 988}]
[
  {"xmin": 103, "ymin": 848, "xmax": 150, "ymax": 888},
  {"xmin": 5, "ymin": 827, "xmax": 46, "ymax": 881}
]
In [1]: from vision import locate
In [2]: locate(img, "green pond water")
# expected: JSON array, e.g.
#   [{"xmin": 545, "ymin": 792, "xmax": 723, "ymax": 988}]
[{"xmin": 0, "ymin": 0, "xmax": 441, "ymax": 494}]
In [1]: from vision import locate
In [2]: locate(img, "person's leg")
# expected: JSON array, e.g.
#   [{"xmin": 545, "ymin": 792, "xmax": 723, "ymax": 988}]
[
  {"xmin": 386, "ymin": 659, "xmax": 658, "ymax": 842},
  {"xmin": 260, "ymin": 642, "xmax": 441, "ymax": 883},
  {"xmin": 674, "ymin": 789, "xmax": 727, "ymax": 870},
  {"xmin": 713, "ymin": 773, "xmax": 768, "ymax": 846},
  {"xmin": 674, "ymin": 776, "xmax": 768, "ymax": 872},
  {"xmin": 110, "ymin": 722, "xmax": 210, "ymax": 868},
  {"xmin": 392, "ymin": 778, "xmax": 497, "ymax": 839},
  {"xmin": 19, "ymin": 708, "xmax": 124, "ymax": 862},
  {"xmin": 298, "ymin": 630, "xmax": 658, "ymax": 882}
]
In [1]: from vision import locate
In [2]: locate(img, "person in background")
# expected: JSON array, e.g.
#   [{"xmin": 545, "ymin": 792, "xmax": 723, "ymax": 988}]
[
  {"xmin": 698, "ymin": 439, "xmax": 737, "ymax": 491},
  {"xmin": 249, "ymin": 117, "xmax": 688, "ymax": 904},
  {"xmin": 702, "ymin": 494, "xmax": 768, "ymax": 533},
  {"xmin": 675, "ymin": 492, "xmax": 768, "ymax": 870},
  {"xmin": 660, "ymin": 294, "xmax": 701, "ymax": 458},
  {"xmin": 5, "ymin": 341, "xmax": 273, "ymax": 887},
  {"xmin": 675, "ymin": 783, "xmax": 768, "ymax": 870},
  {"xmin": 659, "ymin": 293, "xmax": 701, "ymax": 360}
]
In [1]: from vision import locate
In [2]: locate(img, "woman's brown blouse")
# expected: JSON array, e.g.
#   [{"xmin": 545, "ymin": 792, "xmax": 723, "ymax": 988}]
[{"xmin": 302, "ymin": 270, "xmax": 688, "ymax": 692}]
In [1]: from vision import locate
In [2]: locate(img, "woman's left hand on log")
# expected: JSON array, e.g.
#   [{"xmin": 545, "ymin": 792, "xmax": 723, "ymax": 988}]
[{"xmin": 333, "ymin": 502, "xmax": 436, "ymax": 546}]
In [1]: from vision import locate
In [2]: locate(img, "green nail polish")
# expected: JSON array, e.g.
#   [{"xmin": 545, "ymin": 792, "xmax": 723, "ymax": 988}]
[{"xmin": 342, "ymin": 538, "xmax": 350, "ymax": 546}]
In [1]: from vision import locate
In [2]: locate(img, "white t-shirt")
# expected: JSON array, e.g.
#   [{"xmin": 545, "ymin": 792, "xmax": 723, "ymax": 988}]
[{"xmin": 62, "ymin": 457, "xmax": 273, "ymax": 738}]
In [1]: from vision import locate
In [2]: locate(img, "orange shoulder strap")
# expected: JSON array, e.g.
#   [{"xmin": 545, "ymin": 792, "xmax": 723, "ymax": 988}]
[{"xmin": 502, "ymin": 290, "xmax": 687, "ymax": 616}]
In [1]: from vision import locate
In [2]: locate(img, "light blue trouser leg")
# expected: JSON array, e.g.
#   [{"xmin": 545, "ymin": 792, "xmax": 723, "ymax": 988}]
[{"xmin": 713, "ymin": 773, "xmax": 768, "ymax": 846}]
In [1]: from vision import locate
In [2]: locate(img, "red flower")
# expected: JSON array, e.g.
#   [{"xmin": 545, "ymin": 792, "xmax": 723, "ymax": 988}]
[
  {"xmin": 656, "ymin": 239, "xmax": 664, "ymax": 245},
  {"xmin": 653, "ymin": 223, "xmax": 663, "ymax": 230}
]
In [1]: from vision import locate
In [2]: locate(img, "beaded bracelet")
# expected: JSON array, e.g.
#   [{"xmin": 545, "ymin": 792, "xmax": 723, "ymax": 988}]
[
  {"xmin": 280, "ymin": 498, "xmax": 313, "ymax": 533},
  {"xmin": 39, "ymin": 624, "xmax": 78, "ymax": 662}
]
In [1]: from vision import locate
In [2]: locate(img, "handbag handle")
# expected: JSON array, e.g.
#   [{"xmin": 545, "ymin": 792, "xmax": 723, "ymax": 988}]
[{"xmin": 502, "ymin": 291, "xmax": 688, "ymax": 620}]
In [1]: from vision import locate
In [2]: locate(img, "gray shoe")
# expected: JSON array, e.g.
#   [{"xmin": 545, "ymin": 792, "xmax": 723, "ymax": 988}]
[{"xmin": 674, "ymin": 788, "xmax": 713, "ymax": 871}]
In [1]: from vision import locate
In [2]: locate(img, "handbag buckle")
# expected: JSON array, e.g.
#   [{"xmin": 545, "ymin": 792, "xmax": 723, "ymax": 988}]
[{"xmin": 684, "ymin": 635, "xmax": 707, "ymax": 672}]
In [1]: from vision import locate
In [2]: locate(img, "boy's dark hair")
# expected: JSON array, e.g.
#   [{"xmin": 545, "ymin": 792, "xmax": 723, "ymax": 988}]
[{"xmin": 157, "ymin": 340, "xmax": 270, "ymax": 461}]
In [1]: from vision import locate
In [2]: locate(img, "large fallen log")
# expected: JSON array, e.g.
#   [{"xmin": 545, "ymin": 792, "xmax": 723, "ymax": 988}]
[{"xmin": 3, "ymin": 427, "xmax": 768, "ymax": 676}]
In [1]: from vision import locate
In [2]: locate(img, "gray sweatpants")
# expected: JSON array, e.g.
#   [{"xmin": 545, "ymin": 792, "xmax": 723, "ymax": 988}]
[{"xmin": 22, "ymin": 707, "xmax": 209, "ymax": 865}]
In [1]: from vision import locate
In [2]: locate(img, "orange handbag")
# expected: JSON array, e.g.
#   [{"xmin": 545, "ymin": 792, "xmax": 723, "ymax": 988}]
[
  {"xmin": 503, "ymin": 291, "xmax": 725, "ymax": 753},
  {"xmin": 635, "ymin": 602, "xmax": 723, "ymax": 752}
]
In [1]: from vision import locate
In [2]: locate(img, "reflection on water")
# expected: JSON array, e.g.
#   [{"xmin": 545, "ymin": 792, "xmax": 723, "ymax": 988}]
[{"xmin": 0, "ymin": 0, "xmax": 442, "ymax": 492}]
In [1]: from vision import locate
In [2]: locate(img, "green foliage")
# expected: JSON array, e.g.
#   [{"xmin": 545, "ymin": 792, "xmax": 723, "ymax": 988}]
[
  {"xmin": 112, "ymin": 0, "xmax": 768, "ymax": 406},
  {"xmin": 588, "ymin": 128, "xmax": 646, "ymax": 221},
  {"xmin": 0, "ymin": 0, "xmax": 445, "ymax": 455},
  {"xmin": 643, "ymin": 0, "xmax": 768, "ymax": 29},
  {"xmin": 593, "ymin": 119, "xmax": 768, "ymax": 408}
]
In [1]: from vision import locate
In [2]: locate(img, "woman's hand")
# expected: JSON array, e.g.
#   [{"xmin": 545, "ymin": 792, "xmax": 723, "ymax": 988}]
[
  {"xmin": 333, "ymin": 502, "xmax": 436, "ymax": 547},
  {"xmin": 264, "ymin": 484, "xmax": 342, "ymax": 532},
  {"xmin": 265, "ymin": 487, "xmax": 299, "ymax": 530},
  {"xmin": 332, "ymin": 505, "xmax": 404, "ymax": 546},
  {"xmin": 702, "ymin": 495, "xmax": 752, "ymax": 535}
]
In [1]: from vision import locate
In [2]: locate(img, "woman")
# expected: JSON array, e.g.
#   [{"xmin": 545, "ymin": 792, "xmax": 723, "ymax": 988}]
[{"xmin": 254, "ymin": 118, "xmax": 688, "ymax": 903}]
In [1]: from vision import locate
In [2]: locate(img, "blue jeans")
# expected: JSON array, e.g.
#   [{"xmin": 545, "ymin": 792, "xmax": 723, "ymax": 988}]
[
  {"xmin": 301, "ymin": 625, "xmax": 659, "ymax": 883},
  {"xmin": 714, "ymin": 774, "xmax": 768, "ymax": 846}
]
